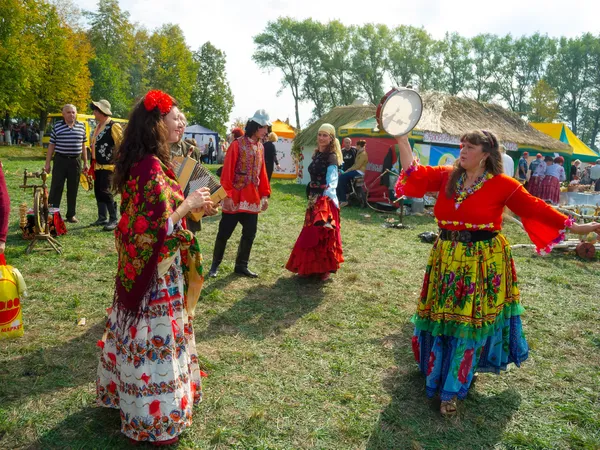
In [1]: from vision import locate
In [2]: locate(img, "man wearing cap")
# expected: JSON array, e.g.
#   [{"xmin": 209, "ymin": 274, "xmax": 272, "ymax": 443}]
[
  {"xmin": 590, "ymin": 159, "xmax": 600, "ymax": 191},
  {"xmin": 529, "ymin": 153, "xmax": 543, "ymax": 178},
  {"xmin": 208, "ymin": 110, "xmax": 271, "ymax": 278},
  {"xmin": 45, "ymin": 104, "xmax": 89, "ymax": 223},
  {"xmin": 517, "ymin": 152, "xmax": 529, "ymax": 182},
  {"xmin": 89, "ymin": 99, "xmax": 123, "ymax": 231}
]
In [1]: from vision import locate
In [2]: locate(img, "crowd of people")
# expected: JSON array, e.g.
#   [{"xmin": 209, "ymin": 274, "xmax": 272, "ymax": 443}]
[{"xmin": 3, "ymin": 88, "xmax": 599, "ymax": 444}]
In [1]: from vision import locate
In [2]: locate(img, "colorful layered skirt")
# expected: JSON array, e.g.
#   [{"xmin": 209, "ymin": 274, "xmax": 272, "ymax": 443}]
[
  {"xmin": 411, "ymin": 234, "xmax": 529, "ymax": 401},
  {"xmin": 526, "ymin": 176, "xmax": 543, "ymax": 198},
  {"xmin": 539, "ymin": 175, "xmax": 561, "ymax": 204},
  {"xmin": 286, "ymin": 195, "xmax": 344, "ymax": 276},
  {"xmin": 96, "ymin": 255, "xmax": 202, "ymax": 442}
]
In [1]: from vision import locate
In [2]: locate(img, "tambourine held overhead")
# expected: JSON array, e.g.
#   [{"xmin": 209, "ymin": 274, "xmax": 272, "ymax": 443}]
[{"xmin": 376, "ymin": 87, "xmax": 423, "ymax": 137}]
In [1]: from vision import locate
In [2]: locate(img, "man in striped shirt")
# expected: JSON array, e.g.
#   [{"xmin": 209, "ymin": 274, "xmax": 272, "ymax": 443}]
[{"xmin": 44, "ymin": 104, "xmax": 89, "ymax": 223}]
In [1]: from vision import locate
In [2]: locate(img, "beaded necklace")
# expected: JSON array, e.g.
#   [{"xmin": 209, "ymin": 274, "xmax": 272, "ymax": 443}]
[{"xmin": 454, "ymin": 171, "xmax": 493, "ymax": 209}]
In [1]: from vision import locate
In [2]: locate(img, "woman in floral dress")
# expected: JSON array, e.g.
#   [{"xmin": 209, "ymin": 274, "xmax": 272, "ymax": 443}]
[
  {"xmin": 395, "ymin": 131, "xmax": 600, "ymax": 416},
  {"xmin": 96, "ymin": 90, "xmax": 213, "ymax": 445}
]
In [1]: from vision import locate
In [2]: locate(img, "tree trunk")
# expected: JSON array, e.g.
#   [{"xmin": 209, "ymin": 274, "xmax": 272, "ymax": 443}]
[{"xmin": 293, "ymin": 86, "xmax": 301, "ymax": 131}]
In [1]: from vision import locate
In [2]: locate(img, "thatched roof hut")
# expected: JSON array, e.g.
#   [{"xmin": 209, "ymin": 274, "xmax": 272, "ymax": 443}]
[
  {"xmin": 292, "ymin": 105, "xmax": 376, "ymax": 156},
  {"xmin": 299, "ymin": 92, "xmax": 570, "ymax": 154},
  {"xmin": 417, "ymin": 92, "xmax": 570, "ymax": 153}
]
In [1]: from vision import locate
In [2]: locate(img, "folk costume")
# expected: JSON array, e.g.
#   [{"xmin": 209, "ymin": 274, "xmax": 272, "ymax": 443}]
[
  {"xmin": 539, "ymin": 161, "xmax": 565, "ymax": 205},
  {"xmin": 209, "ymin": 110, "xmax": 271, "ymax": 278},
  {"xmin": 97, "ymin": 92, "xmax": 205, "ymax": 444},
  {"xmin": 286, "ymin": 124, "xmax": 344, "ymax": 278},
  {"xmin": 90, "ymin": 100, "xmax": 123, "ymax": 230},
  {"xmin": 396, "ymin": 162, "xmax": 573, "ymax": 402}
]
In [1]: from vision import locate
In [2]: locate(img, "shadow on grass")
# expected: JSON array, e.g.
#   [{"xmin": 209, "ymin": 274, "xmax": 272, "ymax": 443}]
[
  {"xmin": 0, "ymin": 323, "xmax": 104, "ymax": 407},
  {"xmin": 198, "ymin": 275, "xmax": 326, "ymax": 341},
  {"xmin": 366, "ymin": 324, "xmax": 521, "ymax": 450},
  {"xmin": 274, "ymin": 181, "xmax": 307, "ymax": 198}
]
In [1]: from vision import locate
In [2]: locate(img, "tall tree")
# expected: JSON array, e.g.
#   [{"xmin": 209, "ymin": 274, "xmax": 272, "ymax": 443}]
[
  {"xmin": 529, "ymin": 79, "xmax": 559, "ymax": 123},
  {"xmin": 388, "ymin": 26, "xmax": 435, "ymax": 89},
  {"xmin": 546, "ymin": 34, "xmax": 596, "ymax": 135},
  {"xmin": 438, "ymin": 32, "xmax": 473, "ymax": 96},
  {"xmin": 351, "ymin": 24, "xmax": 389, "ymax": 104},
  {"xmin": 85, "ymin": 0, "xmax": 135, "ymax": 116},
  {"xmin": 146, "ymin": 24, "xmax": 196, "ymax": 109},
  {"xmin": 253, "ymin": 18, "xmax": 305, "ymax": 129},
  {"xmin": 320, "ymin": 21, "xmax": 357, "ymax": 107},
  {"xmin": 468, "ymin": 34, "xmax": 497, "ymax": 101},
  {"xmin": 189, "ymin": 42, "xmax": 234, "ymax": 137}
]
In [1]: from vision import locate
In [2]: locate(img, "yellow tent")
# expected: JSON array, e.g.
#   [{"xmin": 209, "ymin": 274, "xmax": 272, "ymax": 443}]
[
  {"xmin": 270, "ymin": 120, "xmax": 296, "ymax": 179},
  {"xmin": 531, "ymin": 123, "xmax": 599, "ymax": 163}
]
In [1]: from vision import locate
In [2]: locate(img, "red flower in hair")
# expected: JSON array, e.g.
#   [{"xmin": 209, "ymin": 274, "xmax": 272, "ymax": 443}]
[{"xmin": 144, "ymin": 90, "xmax": 173, "ymax": 115}]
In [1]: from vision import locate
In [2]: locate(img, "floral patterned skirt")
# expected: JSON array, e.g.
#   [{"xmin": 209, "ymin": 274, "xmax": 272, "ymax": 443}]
[
  {"xmin": 96, "ymin": 256, "xmax": 202, "ymax": 442},
  {"xmin": 286, "ymin": 195, "xmax": 344, "ymax": 276},
  {"xmin": 411, "ymin": 234, "xmax": 529, "ymax": 401}
]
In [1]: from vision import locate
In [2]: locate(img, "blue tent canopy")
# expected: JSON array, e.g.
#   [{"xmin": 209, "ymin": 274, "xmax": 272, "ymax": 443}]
[{"xmin": 183, "ymin": 124, "xmax": 219, "ymax": 149}]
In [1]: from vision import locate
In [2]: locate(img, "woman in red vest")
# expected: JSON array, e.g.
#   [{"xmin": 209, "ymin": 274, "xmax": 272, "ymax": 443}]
[{"xmin": 208, "ymin": 110, "xmax": 272, "ymax": 278}]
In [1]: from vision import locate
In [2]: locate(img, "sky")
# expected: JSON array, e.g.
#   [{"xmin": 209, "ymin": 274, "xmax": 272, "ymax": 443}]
[{"xmin": 77, "ymin": 0, "xmax": 599, "ymax": 129}]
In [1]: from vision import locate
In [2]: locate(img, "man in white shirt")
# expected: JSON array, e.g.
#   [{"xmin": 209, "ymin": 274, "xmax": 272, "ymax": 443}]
[
  {"xmin": 590, "ymin": 159, "xmax": 600, "ymax": 191},
  {"xmin": 501, "ymin": 145, "xmax": 515, "ymax": 178}
]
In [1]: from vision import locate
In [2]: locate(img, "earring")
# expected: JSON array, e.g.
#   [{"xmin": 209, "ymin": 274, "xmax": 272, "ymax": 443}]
[{"xmin": 479, "ymin": 159, "xmax": 485, "ymax": 168}]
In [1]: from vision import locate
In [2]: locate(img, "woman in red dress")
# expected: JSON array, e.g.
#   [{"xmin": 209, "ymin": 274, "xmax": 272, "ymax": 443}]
[{"xmin": 286, "ymin": 123, "xmax": 344, "ymax": 280}]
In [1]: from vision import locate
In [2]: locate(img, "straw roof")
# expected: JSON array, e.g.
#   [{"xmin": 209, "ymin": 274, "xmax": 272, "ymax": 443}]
[
  {"xmin": 418, "ymin": 92, "xmax": 570, "ymax": 152},
  {"xmin": 296, "ymin": 92, "xmax": 570, "ymax": 153},
  {"xmin": 292, "ymin": 105, "xmax": 376, "ymax": 154}
]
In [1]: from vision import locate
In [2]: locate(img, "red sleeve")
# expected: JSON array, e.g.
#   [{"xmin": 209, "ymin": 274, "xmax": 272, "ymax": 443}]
[
  {"xmin": 505, "ymin": 182, "xmax": 573, "ymax": 254},
  {"xmin": 0, "ymin": 165, "xmax": 10, "ymax": 242},
  {"xmin": 258, "ymin": 152, "xmax": 271, "ymax": 198},
  {"xmin": 220, "ymin": 141, "xmax": 238, "ymax": 198},
  {"xmin": 395, "ymin": 162, "xmax": 453, "ymax": 198}
]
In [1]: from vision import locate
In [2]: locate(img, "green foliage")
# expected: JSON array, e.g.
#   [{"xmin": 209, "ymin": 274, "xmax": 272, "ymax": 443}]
[
  {"xmin": 189, "ymin": 42, "xmax": 234, "ymax": 137},
  {"xmin": 529, "ymin": 79, "xmax": 559, "ymax": 123},
  {"xmin": 350, "ymin": 24, "xmax": 389, "ymax": 104}
]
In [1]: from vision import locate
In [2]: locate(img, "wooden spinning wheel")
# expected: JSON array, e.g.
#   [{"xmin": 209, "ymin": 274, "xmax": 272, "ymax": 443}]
[{"xmin": 20, "ymin": 169, "xmax": 62, "ymax": 254}]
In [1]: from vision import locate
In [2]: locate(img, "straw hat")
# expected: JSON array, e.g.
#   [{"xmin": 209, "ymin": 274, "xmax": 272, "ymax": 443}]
[{"xmin": 90, "ymin": 99, "xmax": 112, "ymax": 116}]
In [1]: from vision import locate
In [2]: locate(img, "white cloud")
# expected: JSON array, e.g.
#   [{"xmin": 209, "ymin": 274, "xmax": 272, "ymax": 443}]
[{"xmin": 78, "ymin": 0, "xmax": 600, "ymax": 129}]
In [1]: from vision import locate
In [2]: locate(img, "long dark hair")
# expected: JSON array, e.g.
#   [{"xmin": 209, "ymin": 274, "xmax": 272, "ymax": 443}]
[
  {"xmin": 445, "ymin": 130, "xmax": 504, "ymax": 198},
  {"xmin": 112, "ymin": 95, "xmax": 177, "ymax": 192}
]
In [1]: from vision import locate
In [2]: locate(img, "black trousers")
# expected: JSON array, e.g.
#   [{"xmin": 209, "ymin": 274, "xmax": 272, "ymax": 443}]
[
  {"xmin": 48, "ymin": 153, "xmax": 81, "ymax": 219},
  {"xmin": 94, "ymin": 169, "xmax": 114, "ymax": 204},
  {"xmin": 216, "ymin": 212, "xmax": 258, "ymax": 242}
]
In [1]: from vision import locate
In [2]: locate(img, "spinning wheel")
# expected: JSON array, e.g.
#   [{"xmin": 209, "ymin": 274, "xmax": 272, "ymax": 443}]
[
  {"xmin": 576, "ymin": 242, "xmax": 596, "ymax": 260},
  {"xmin": 20, "ymin": 169, "xmax": 62, "ymax": 254}
]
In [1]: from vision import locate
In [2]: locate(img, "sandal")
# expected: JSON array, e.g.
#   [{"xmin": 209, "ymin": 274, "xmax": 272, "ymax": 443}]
[{"xmin": 440, "ymin": 398, "xmax": 458, "ymax": 416}]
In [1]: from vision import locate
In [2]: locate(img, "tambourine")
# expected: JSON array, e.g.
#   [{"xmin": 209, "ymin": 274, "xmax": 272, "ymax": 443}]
[
  {"xmin": 80, "ymin": 170, "xmax": 93, "ymax": 191},
  {"xmin": 375, "ymin": 87, "xmax": 423, "ymax": 136}
]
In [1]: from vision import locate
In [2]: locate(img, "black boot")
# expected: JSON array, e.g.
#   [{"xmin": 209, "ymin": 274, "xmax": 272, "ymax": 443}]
[
  {"xmin": 209, "ymin": 238, "xmax": 227, "ymax": 278},
  {"xmin": 90, "ymin": 202, "xmax": 108, "ymax": 226},
  {"xmin": 103, "ymin": 201, "xmax": 118, "ymax": 231},
  {"xmin": 234, "ymin": 237, "xmax": 258, "ymax": 278}
]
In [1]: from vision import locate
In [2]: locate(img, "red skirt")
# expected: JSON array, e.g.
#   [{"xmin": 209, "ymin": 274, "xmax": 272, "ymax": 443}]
[
  {"xmin": 539, "ymin": 176, "xmax": 561, "ymax": 204},
  {"xmin": 286, "ymin": 195, "xmax": 344, "ymax": 276},
  {"xmin": 527, "ymin": 176, "xmax": 543, "ymax": 197}
]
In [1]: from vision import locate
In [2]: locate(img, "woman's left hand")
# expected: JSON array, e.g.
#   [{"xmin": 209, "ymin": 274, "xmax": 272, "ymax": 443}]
[{"xmin": 570, "ymin": 222, "xmax": 600, "ymax": 235}]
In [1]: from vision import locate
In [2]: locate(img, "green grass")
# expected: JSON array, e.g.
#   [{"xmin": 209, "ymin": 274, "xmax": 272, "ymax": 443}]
[{"xmin": 0, "ymin": 146, "xmax": 599, "ymax": 449}]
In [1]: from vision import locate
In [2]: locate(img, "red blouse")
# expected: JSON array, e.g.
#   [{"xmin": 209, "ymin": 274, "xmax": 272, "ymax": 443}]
[{"xmin": 396, "ymin": 163, "xmax": 573, "ymax": 254}]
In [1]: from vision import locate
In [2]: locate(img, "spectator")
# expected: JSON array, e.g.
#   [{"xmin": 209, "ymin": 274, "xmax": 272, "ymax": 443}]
[
  {"xmin": 337, "ymin": 139, "xmax": 368, "ymax": 207},
  {"xmin": 341, "ymin": 138, "xmax": 357, "ymax": 172},
  {"xmin": 501, "ymin": 145, "xmax": 514, "ymax": 178},
  {"xmin": 517, "ymin": 152, "xmax": 529, "ymax": 182},
  {"xmin": 263, "ymin": 131, "xmax": 281, "ymax": 181},
  {"xmin": 570, "ymin": 159, "xmax": 581, "ymax": 182},
  {"xmin": 590, "ymin": 159, "xmax": 600, "ymax": 191}
]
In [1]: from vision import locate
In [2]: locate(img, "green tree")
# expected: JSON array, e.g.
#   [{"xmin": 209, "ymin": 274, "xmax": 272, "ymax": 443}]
[
  {"xmin": 189, "ymin": 42, "xmax": 234, "ymax": 137},
  {"xmin": 468, "ymin": 34, "xmax": 497, "ymax": 101},
  {"xmin": 438, "ymin": 32, "xmax": 472, "ymax": 96},
  {"xmin": 388, "ymin": 26, "xmax": 435, "ymax": 89},
  {"xmin": 529, "ymin": 79, "xmax": 559, "ymax": 122},
  {"xmin": 146, "ymin": 24, "xmax": 196, "ymax": 109},
  {"xmin": 85, "ymin": 0, "xmax": 135, "ymax": 116},
  {"xmin": 320, "ymin": 20, "xmax": 357, "ymax": 107},
  {"xmin": 253, "ymin": 17, "xmax": 305, "ymax": 129},
  {"xmin": 351, "ymin": 24, "xmax": 389, "ymax": 104}
]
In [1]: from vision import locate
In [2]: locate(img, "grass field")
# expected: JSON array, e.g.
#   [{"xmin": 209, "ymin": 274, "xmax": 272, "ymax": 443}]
[{"xmin": 0, "ymin": 146, "xmax": 599, "ymax": 450}]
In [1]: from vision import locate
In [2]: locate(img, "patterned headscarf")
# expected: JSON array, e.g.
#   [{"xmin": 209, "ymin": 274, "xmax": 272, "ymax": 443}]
[{"xmin": 318, "ymin": 123, "xmax": 343, "ymax": 166}]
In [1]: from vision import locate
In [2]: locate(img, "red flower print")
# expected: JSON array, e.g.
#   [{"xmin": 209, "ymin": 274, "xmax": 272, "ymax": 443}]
[
  {"xmin": 154, "ymin": 184, "xmax": 162, "ymax": 195},
  {"xmin": 411, "ymin": 336, "xmax": 420, "ymax": 362},
  {"xmin": 124, "ymin": 262, "xmax": 136, "ymax": 280},
  {"xmin": 200, "ymin": 370, "xmax": 208, "ymax": 378},
  {"xmin": 458, "ymin": 348, "xmax": 475, "ymax": 384},
  {"xmin": 149, "ymin": 400, "xmax": 161, "ymax": 418},
  {"xmin": 108, "ymin": 381, "xmax": 117, "ymax": 394},
  {"xmin": 141, "ymin": 373, "xmax": 150, "ymax": 384},
  {"xmin": 133, "ymin": 216, "xmax": 149, "ymax": 234},
  {"xmin": 96, "ymin": 340, "xmax": 105, "ymax": 349},
  {"xmin": 181, "ymin": 395, "xmax": 188, "ymax": 410},
  {"xmin": 107, "ymin": 352, "xmax": 116, "ymax": 364},
  {"xmin": 426, "ymin": 351, "xmax": 436, "ymax": 375},
  {"xmin": 118, "ymin": 214, "xmax": 129, "ymax": 234},
  {"xmin": 171, "ymin": 320, "xmax": 179, "ymax": 336},
  {"xmin": 127, "ymin": 244, "xmax": 137, "ymax": 258},
  {"xmin": 129, "ymin": 326, "xmax": 137, "ymax": 339},
  {"xmin": 492, "ymin": 274, "xmax": 501, "ymax": 288}
]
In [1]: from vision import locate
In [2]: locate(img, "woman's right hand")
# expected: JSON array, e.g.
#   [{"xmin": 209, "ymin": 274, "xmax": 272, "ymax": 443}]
[{"xmin": 186, "ymin": 187, "xmax": 213, "ymax": 210}]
